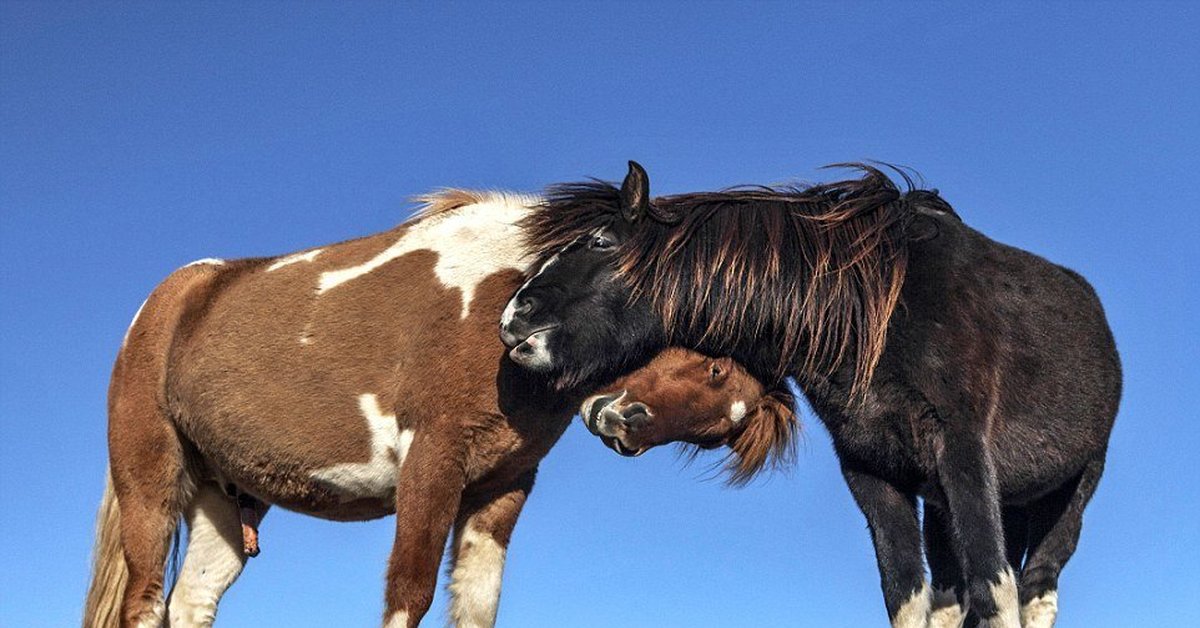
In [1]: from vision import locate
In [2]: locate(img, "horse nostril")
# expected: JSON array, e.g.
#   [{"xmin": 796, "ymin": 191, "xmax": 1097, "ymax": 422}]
[
  {"xmin": 621, "ymin": 402, "xmax": 652, "ymax": 425},
  {"xmin": 584, "ymin": 393, "xmax": 621, "ymax": 433},
  {"xmin": 515, "ymin": 295, "xmax": 539, "ymax": 317}
]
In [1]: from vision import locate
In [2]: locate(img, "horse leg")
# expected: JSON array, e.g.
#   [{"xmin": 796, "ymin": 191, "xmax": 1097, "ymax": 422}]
[
  {"xmin": 1019, "ymin": 454, "xmax": 1105, "ymax": 628},
  {"xmin": 1001, "ymin": 506, "xmax": 1028, "ymax": 573},
  {"xmin": 383, "ymin": 418, "xmax": 467, "ymax": 628},
  {"xmin": 447, "ymin": 469, "xmax": 536, "ymax": 628},
  {"xmin": 841, "ymin": 467, "xmax": 928, "ymax": 628},
  {"xmin": 950, "ymin": 505, "xmax": 1029, "ymax": 628},
  {"xmin": 108, "ymin": 373, "xmax": 193, "ymax": 627},
  {"xmin": 935, "ymin": 429, "xmax": 1020, "ymax": 628},
  {"xmin": 925, "ymin": 502, "xmax": 968, "ymax": 628},
  {"xmin": 166, "ymin": 482, "xmax": 268, "ymax": 626}
]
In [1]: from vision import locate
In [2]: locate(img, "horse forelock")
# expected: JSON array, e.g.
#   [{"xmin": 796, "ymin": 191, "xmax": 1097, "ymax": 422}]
[{"xmin": 524, "ymin": 165, "xmax": 934, "ymax": 398}]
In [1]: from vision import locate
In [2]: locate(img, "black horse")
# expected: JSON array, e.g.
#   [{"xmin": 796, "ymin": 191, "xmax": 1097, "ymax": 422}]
[{"xmin": 499, "ymin": 162, "xmax": 1120, "ymax": 628}]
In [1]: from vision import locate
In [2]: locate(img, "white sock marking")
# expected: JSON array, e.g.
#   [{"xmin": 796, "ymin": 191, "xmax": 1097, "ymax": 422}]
[
  {"xmin": 984, "ymin": 568, "xmax": 1021, "ymax": 628},
  {"xmin": 929, "ymin": 586, "xmax": 967, "ymax": 628},
  {"xmin": 892, "ymin": 581, "xmax": 930, "ymax": 628},
  {"xmin": 384, "ymin": 610, "xmax": 409, "ymax": 628},
  {"xmin": 1021, "ymin": 589, "xmax": 1058, "ymax": 628},
  {"xmin": 267, "ymin": 248, "xmax": 323, "ymax": 272},
  {"xmin": 318, "ymin": 193, "xmax": 538, "ymax": 318},
  {"xmin": 134, "ymin": 598, "xmax": 166, "ymax": 628},
  {"xmin": 449, "ymin": 525, "xmax": 507, "ymax": 628},
  {"xmin": 168, "ymin": 486, "xmax": 249, "ymax": 627},
  {"xmin": 310, "ymin": 394, "xmax": 414, "ymax": 500}
]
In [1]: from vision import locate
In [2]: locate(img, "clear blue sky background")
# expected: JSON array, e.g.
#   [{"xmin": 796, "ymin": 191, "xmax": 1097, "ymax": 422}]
[{"xmin": 2, "ymin": 2, "xmax": 1198, "ymax": 626}]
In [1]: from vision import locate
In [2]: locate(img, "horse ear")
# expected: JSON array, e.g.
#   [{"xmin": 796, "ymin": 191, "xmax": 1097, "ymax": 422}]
[{"xmin": 619, "ymin": 160, "xmax": 650, "ymax": 223}]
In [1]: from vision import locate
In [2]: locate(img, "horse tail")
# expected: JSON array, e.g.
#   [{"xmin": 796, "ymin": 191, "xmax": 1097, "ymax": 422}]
[{"xmin": 83, "ymin": 472, "xmax": 127, "ymax": 628}]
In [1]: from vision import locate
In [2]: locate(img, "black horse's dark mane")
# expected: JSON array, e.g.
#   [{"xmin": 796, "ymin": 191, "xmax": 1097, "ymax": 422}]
[{"xmin": 523, "ymin": 164, "xmax": 949, "ymax": 395}]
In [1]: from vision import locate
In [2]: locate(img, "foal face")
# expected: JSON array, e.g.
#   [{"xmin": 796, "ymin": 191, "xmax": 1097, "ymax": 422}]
[{"xmin": 579, "ymin": 348, "xmax": 767, "ymax": 457}]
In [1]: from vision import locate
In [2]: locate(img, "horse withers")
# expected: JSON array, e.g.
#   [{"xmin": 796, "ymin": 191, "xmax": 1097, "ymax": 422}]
[
  {"xmin": 501, "ymin": 162, "xmax": 1121, "ymax": 628},
  {"xmin": 87, "ymin": 188, "xmax": 662, "ymax": 628}
]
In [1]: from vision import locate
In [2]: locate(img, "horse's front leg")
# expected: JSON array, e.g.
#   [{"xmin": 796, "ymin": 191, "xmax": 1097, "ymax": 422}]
[
  {"xmin": 936, "ymin": 425, "xmax": 1020, "ymax": 628},
  {"xmin": 384, "ymin": 417, "xmax": 467, "ymax": 628},
  {"xmin": 448, "ymin": 469, "xmax": 537, "ymax": 628},
  {"xmin": 841, "ymin": 466, "xmax": 929, "ymax": 628}
]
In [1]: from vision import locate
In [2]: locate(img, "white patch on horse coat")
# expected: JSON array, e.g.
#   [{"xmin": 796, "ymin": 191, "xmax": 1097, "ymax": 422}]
[
  {"xmin": 267, "ymin": 248, "xmax": 323, "ymax": 272},
  {"xmin": 384, "ymin": 610, "xmax": 409, "ymax": 628},
  {"xmin": 168, "ymin": 485, "xmax": 248, "ymax": 627},
  {"xmin": 929, "ymin": 586, "xmax": 966, "ymax": 628},
  {"xmin": 183, "ymin": 258, "xmax": 225, "ymax": 267},
  {"xmin": 984, "ymin": 568, "xmax": 1021, "ymax": 628},
  {"xmin": 729, "ymin": 400, "xmax": 748, "ymax": 423},
  {"xmin": 310, "ymin": 393, "xmax": 414, "ymax": 500},
  {"xmin": 1020, "ymin": 590, "xmax": 1058, "ymax": 628},
  {"xmin": 892, "ymin": 581, "xmax": 930, "ymax": 628},
  {"xmin": 501, "ymin": 252, "xmax": 560, "ymax": 326},
  {"xmin": 317, "ymin": 193, "xmax": 539, "ymax": 318},
  {"xmin": 449, "ymin": 524, "xmax": 507, "ymax": 628}
]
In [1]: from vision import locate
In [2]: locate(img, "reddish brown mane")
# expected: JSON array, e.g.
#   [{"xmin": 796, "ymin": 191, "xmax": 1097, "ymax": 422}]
[
  {"xmin": 523, "ymin": 165, "xmax": 930, "ymax": 397},
  {"xmin": 724, "ymin": 386, "xmax": 799, "ymax": 485}
]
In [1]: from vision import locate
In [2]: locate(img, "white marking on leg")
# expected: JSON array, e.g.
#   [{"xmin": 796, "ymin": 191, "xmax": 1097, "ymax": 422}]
[
  {"xmin": 168, "ymin": 485, "xmax": 250, "ymax": 627},
  {"xmin": 449, "ymin": 525, "xmax": 507, "ymax": 628},
  {"xmin": 929, "ymin": 586, "xmax": 967, "ymax": 628},
  {"xmin": 892, "ymin": 581, "xmax": 930, "ymax": 628},
  {"xmin": 183, "ymin": 258, "xmax": 225, "ymax": 267},
  {"xmin": 310, "ymin": 394, "xmax": 414, "ymax": 500},
  {"xmin": 729, "ymin": 400, "xmax": 747, "ymax": 423},
  {"xmin": 318, "ymin": 193, "xmax": 539, "ymax": 318},
  {"xmin": 133, "ymin": 598, "xmax": 166, "ymax": 628},
  {"xmin": 267, "ymin": 248, "xmax": 323, "ymax": 272},
  {"xmin": 1021, "ymin": 589, "xmax": 1058, "ymax": 628},
  {"xmin": 384, "ymin": 610, "xmax": 409, "ymax": 628},
  {"xmin": 984, "ymin": 568, "xmax": 1021, "ymax": 628}
]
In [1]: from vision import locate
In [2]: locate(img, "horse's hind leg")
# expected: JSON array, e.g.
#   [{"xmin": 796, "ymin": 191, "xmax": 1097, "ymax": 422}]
[
  {"xmin": 167, "ymin": 482, "xmax": 267, "ymax": 626},
  {"xmin": 108, "ymin": 377, "xmax": 192, "ymax": 627},
  {"xmin": 1019, "ymin": 454, "xmax": 1106, "ymax": 628},
  {"xmin": 936, "ymin": 428, "xmax": 1020, "ymax": 628},
  {"xmin": 924, "ymin": 503, "xmax": 968, "ymax": 628}
]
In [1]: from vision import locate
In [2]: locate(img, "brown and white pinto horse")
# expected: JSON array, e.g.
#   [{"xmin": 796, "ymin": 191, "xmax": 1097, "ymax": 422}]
[{"xmin": 85, "ymin": 190, "xmax": 590, "ymax": 628}]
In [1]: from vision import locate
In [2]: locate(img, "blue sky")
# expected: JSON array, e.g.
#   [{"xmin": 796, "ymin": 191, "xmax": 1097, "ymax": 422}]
[{"xmin": 2, "ymin": 2, "xmax": 1198, "ymax": 626}]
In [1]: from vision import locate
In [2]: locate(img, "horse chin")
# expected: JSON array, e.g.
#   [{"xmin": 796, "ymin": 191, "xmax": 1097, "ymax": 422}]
[
  {"xmin": 506, "ymin": 329, "xmax": 555, "ymax": 371},
  {"xmin": 602, "ymin": 435, "xmax": 646, "ymax": 457}
]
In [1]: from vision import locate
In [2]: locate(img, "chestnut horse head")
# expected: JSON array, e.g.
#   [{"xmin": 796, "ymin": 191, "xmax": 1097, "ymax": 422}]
[{"xmin": 581, "ymin": 347, "xmax": 798, "ymax": 485}]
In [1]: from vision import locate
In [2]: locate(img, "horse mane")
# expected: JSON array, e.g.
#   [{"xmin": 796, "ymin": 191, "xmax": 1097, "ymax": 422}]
[
  {"xmin": 523, "ymin": 164, "xmax": 940, "ymax": 397},
  {"xmin": 725, "ymin": 386, "xmax": 799, "ymax": 485},
  {"xmin": 412, "ymin": 188, "xmax": 542, "ymax": 220}
]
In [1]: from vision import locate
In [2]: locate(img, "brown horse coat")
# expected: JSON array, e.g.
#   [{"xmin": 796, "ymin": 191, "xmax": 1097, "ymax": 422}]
[{"xmin": 86, "ymin": 191, "xmax": 581, "ymax": 627}]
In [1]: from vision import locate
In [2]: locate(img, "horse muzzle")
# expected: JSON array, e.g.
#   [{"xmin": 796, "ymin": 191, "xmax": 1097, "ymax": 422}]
[{"xmin": 580, "ymin": 391, "xmax": 652, "ymax": 457}]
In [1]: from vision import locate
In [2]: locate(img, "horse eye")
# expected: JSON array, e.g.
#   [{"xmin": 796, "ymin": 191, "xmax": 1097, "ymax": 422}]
[{"xmin": 589, "ymin": 234, "xmax": 614, "ymax": 250}]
